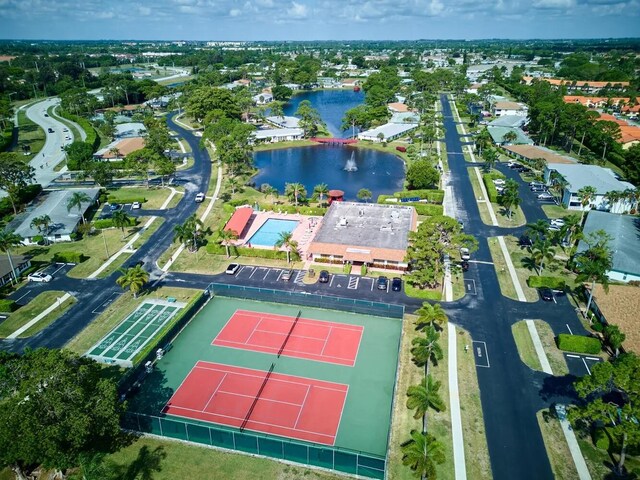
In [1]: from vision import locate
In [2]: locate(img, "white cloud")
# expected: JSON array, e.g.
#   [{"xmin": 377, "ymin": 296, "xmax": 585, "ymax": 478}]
[
  {"xmin": 229, "ymin": 7, "xmax": 241, "ymax": 16},
  {"xmin": 532, "ymin": 0, "xmax": 576, "ymax": 8},
  {"xmin": 287, "ymin": 1, "xmax": 308, "ymax": 18},
  {"xmin": 139, "ymin": 6, "xmax": 151, "ymax": 15}
]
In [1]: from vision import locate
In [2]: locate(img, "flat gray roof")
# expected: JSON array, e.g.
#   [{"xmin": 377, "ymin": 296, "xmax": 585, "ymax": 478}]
[
  {"xmin": 548, "ymin": 164, "xmax": 635, "ymax": 194},
  {"xmin": 266, "ymin": 116, "xmax": 300, "ymax": 128},
  {"xmin": 313, "ymin": 202, "xmax": 415, "ymax": 250},
  {"xmin": 488, "ymin": 115, "xmax": 526, "ymax": 128},
  {"xmin": 487, "ymin": 126, "xmax": 533, "ymax": 145},
  {"xmin": 11, "ymin": 188, "xmax": 100, "ymax": 239},
  {"xmin": 358, "ymin": 122, "xmax": 418, "ymax": 140},
  {"xmin": 579, "ymin": 210, "xmax": 640, "ymax": 276},
  {"xmin": 253, "ymin": 128, "xmax": 303, "ymax": 139}
]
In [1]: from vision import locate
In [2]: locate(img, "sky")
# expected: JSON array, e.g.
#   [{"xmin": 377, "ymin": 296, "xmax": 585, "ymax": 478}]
[{"xmin": 0, "ymin": 0, "xmax": 639, "ymax": 41}]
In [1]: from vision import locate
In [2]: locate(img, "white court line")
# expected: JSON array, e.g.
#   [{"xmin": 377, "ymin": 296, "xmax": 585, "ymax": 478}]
[
  {"xmin": 213, "ymin": 340, "xmax": 355, "ymax": 365},
  {"xmin": 216, "ymin": 389, "xmax": 305, "ymax": 408},
  {"xmin": 294, "ymin": 385, "xmax": 312, "ymax": 429},
  {"xmin": 202, "ymin": 373, "xmax": 227, "ymax": 412},
  {"xmin": 319, "ymin": 326, "xmax": 332, "ymax": 357}
]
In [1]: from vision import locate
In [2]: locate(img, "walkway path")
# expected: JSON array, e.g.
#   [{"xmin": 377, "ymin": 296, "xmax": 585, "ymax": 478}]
[{"xmin": 448, "ymin": 322, "xmax": 467, "ymax": 480}]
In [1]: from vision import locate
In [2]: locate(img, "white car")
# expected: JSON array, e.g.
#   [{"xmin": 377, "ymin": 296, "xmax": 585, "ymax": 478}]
[
  {"xmin": 460, "ymin": 247, "xmax": 470, "ymax": 261},
  {"xmin": 538, "ymin": 192, "xmax": 555, "ymax": 201},
  {"xmin": 550, "ymin": 218, "xmax": 565, "ymax": 227},
  {"xmin": 195, "ymin": 192, "xmax": 205, "ymax": 203},
  {"xmin": 225, "ymin": 263, "xmax": 240, "ymax": 275},
  {"xmin": 493, "ymin": 178, "xmax": 506, "ymax": 186},
  {"xmin": 132, "ymin": 201, "xmax": 141, "ymax": 209},
  {"xmin": 28, "ymin": 271, "xmax": 52, "ymax": 283}
]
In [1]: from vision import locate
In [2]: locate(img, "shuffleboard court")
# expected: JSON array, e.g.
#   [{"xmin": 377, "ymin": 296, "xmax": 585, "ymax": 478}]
[
  {"xmin": 87, "ymin": 300, "xmax": 185, "ymax": 367},
  {"xmin": 163, "ymin": 361, "xmax": 348, "ymax": 445},
  {"xmin": 212, "ymin": 309, "xmax": 363, "ymax": 366}
]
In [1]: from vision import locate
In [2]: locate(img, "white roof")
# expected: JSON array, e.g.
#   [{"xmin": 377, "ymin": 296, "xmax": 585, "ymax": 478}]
[
  {"xmin": 549, "ymin": 164, "xmax": 635, "ymax": 194},
  {"xmin": 115, "ymin": 123, "xmax": 146, "ymax": 137},
  {"xmin": 358, "ymin": 122, "xmax": 418, "ymax": 140},
  {"xmin": 252, "ymin": 128, "xmax": 303, "ymax": 140},
  {"xmin": 266, "ymin": 116, "xmax": 300, "ymax": 128}
]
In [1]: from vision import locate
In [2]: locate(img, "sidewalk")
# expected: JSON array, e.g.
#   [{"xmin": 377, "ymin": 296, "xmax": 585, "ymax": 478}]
[
  {"xmin": 7, "ymin": 293, "xmax": 71, "ymax": 339},
  {"xmin": 448, "ymin": 323, "xmax": 467, "ymax": 480}
]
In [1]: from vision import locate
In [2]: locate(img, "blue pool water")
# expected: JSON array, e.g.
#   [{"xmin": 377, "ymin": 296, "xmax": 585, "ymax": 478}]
[{"xmin": 248, "ymin": 219, "xmax": 299, "ymax": 247}]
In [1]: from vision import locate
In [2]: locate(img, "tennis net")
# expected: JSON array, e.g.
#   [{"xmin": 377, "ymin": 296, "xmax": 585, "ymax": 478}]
[
  {"xmin": 278, "ymin": 310, "xmax": 301, "ymax": 358},
  {"xmin": 240, "ymin": 362, "xmax": 275, "ymax": 432}
]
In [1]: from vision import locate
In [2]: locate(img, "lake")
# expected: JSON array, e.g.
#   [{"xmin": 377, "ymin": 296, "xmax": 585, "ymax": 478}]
[
  {"xmin": 283, "ymin": 89, "xmax": 365, "ymax": 138},
  {"xmin": 252, "ymin": 144, "xmax": 405, "ymax": 201}
]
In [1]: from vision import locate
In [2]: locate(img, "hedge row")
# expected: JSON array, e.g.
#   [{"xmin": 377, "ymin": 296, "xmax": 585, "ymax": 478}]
[
  {"xmin": 526, "ymin": 276, "xmax": 566, "ymax": 290},
  {"xmin": 411, "ymin": 203, "xmax": 444, "ymax": 216},
  {"xmin": 58, "ymin": 111, "xmax": 99, "ymax": 151},
  {"xmin": 228, "ymin": 198, "xmax": 327, "ymax": 216},
  {"xmin": 377, "ymin": 189, "xmax": 445, "ymax": 205},
  {"xmin": 206, "ymin": 242, "xmax": 288, "ymax": 260},
  {"xmin": 482, "ymin": 174, "xmax": 501, "ymax": 203},
  {"xmin": 52, "ymin": 252, "xmax": 88, "ymax": 264},
  {"xmin": 94, "ymin": 218, "xmax": 138, "ymax": 229},
  {"xmin": 557, "ymin": 334, "xmax": 601, "ymax": 354},
  {"xmin": 0, "ymin": 125, "xmax": 12, "ymax": 152},
  {"xmin": 0, "ymin": 299, "xmax": 17, "ymax": 313},
  {"xmin": 107, "ymin": 195, "xmax": 147, "ymax": 204}
]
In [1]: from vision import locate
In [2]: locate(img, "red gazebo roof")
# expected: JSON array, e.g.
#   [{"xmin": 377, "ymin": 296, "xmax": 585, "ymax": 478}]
[
  {"xmin": 224, "ymin": 207, "xmax": 253, "ymax": 236},
  {"xmin": 328, "ymin": 190, "xmax": 345, "ymax": 197}
]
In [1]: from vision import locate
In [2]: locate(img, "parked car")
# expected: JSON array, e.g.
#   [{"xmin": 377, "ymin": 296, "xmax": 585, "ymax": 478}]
[
  {"xmin": 461, "ymin": 260, "xmax": 469, "ymax": 272},
  {"xmin": 508, "ymin": 162, "xmax": 521, "ymax": 169},
  {"xmin": 460, "ymin": 247, "xmax": 470, "ymax": 260},
  {"xmin": 281, "ymin": 269, "xmax": 294, "ymax": 281},
  {"xmin": 109, "ymin": 203, "xmax": 120, "ymax": 211},
  {"xmin": 518, "ymin": 235, "xmax": 533, "ymax": 247},
  {"xmin": 493, "ymin": 178, "xmax": 506, "ymax": 186},
  {"xmin": 539, "ymin": 287, "xmax": 554, "ymax": 302},
  {"xmin": 132, "ymin": 201, "xmax": 141, "ymax": 209},
  {"xmin": 377, "ymin": 276, "xmax": 389, "ymax": 290},
  {"xmin": 529, "ymin": 181, "xmax": 545, "ymax": 187},
  {"xmin": 28, "ymin": 271, "xmax": 52, "ymax": 283},
  {"xmin": 548, "ymin": 224, "xmax": 561, "ymax": 232},
  {"xmin": 537, "ymin": 192, "xmax": 554, "ymax": 201},
  {"xmin": 391, "ymin": 277, "xmax": 402, "ymax": 292},
  {"xmin": 225, "ymin": 263, "xmax": 240, "ymax": 275},
  {"xmin": 195, "ymin": 192, "xmax": 205, "ymax": 203},
  {"xmin": 318, "ymin": 270, "xmax": 330, "ymax": 283},
  {"xmin": 550, "ymin": 218, "xmax": 565, "ymax": 227},
  {"xmin": 63, "ymin": 128, "xmax": 69, "ymax": 132},
  {"xmin": 530, "ymin": 185, "xmax": 546, "ymax": 192}
]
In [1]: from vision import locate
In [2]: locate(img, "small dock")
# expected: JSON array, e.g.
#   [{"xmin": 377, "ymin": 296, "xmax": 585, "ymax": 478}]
[{"xmin": 310, "ymin": 137, "xmax": 358, "ymax": 145}]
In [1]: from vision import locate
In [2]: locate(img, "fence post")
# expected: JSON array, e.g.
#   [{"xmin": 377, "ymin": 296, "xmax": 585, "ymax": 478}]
[
  {"xmin": 184, "ymin": 422, "xmax": 188, "ymax": 441},
  {"xmin": 158, "ymin": 417, "xmax": 163, "ymax": 436}
]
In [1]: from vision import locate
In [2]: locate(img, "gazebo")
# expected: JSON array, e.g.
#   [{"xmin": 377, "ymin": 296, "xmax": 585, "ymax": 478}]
[{"xmin": 328, "ymin": 189, "xmax": 344, "ymax": 205}]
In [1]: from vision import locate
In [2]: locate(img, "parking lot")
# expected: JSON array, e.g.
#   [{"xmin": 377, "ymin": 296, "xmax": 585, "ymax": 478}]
[
  {"xmin": 564, "ymin": 353, "xmax": 602, "ymax": 376},
  {"xmin": 99, "ymin": 202, "xmax": 137, "ymax": 219},
  {"xmin": 10, "ymin": 263, "xmax": 75, "ymax": 306},
  {"xmin": 230, "ymin": 265, "xmax": 404, "ymax": 296}
]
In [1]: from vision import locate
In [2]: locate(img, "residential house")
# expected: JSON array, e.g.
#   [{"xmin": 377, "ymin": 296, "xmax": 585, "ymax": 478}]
[
  {"xmin": 252, "ymin": 92, "xmax": 273, "ymax": 105},
  {"xmin": 503, "ymin": 144, "xmax": 578, "ymax": 165},
  {"xmin": 588, "ymin": 284, "xmax": 640, "ymax": 353},
  {"xmin": 492, "ymin": 101, "xmax": 528, "ymax": 117},
  {"xmin": 522, "ymin": 76, "xmax": 630, "ymax": 94},
  {"xmin": 94, "ymin": 137, "xmax": 146, "ymax": 161},
  {"xmin": 266, "ymin": 116, "xmax": 301, "ymax": 129},
  {"xmin": 251, "ymin": 128, "xmax": 304, "ymax": 144},
  {"xmin": 0, "ymin": 254, "xmax": 31, "ymax": 287},
  {"xmin": 487, "ymin": 127, "xmax": 533, "ymax": 145},
  {"xmin": 358, "ymin": 122, "xmax": 419, "ymax": 143}
]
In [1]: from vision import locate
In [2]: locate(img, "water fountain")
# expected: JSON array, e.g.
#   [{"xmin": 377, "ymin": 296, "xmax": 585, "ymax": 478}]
[{"xmin": 343, "ymin": 151, "xmax": 358, "ymax": 172}]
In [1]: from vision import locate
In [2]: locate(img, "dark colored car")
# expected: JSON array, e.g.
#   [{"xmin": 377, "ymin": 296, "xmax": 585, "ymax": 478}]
[
  {"xmin": 377, "ymin": 276, "xmax": 389, "ymax": 291},
  {"xmin": 318, "ymin": 270, "xmax": 330, "ymax": 283},
  {"xmin": 461, "ymin": 260, "xmax": 469, "ymax": 272},
  {"xmin": 539, "ymin": 287, "xmax": 554, "ymax": 302},
  {"xmin": 518, "ymin": 235, "xmax": 533, "ymax": 247},
  {"xmin": 391, "ymin": 277, "xmax": 402, "ymax": 291}
]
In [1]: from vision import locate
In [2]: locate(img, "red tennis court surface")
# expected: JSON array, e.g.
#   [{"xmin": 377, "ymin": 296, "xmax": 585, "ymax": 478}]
[
  {"xmin": 212, "ymin": 310, "xmax": 363, "ymax": 366},
  {"xmin": 163, "ymin": 361, "xmax": 348, "ymax": 445}
]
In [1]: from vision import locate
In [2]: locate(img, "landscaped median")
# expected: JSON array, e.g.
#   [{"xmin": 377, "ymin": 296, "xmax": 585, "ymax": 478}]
[
  {"xmin": 467, "ymin": 168, "xmax": 526, "ymax": 227},
  {"xmin": 486, "ymin": 236, "xmax": 539, "ymax": 302},
  {"xmin": 0, "ymin": 291, "xmax": 76, "ymax": 339}
]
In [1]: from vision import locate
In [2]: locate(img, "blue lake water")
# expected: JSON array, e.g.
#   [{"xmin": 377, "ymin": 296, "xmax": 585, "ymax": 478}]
[
  {"xmin": 283, "ymin": 89, "xmax": 365, "ymax": 138},
  {"xmin": 248, "ymin": 219, "xmax": 300, "ymax": 246},
  {"xmin": 252, "ymin": 145, "xmax": 405, "ymax": 201}
]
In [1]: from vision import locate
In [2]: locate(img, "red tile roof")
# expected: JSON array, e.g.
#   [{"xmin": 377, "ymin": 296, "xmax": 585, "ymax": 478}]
[{"xmin": 224, "ymin": 207, "xmax": 253, "ymax": 236}]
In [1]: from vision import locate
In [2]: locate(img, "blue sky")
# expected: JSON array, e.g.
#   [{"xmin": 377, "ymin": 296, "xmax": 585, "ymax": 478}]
[{"xmin": 1, "ymin": 0, "xmax": 638, "ymax": 40}]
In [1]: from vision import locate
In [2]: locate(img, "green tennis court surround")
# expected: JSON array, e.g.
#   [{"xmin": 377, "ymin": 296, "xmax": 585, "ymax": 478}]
[
  {"xmin": 87, "ymin": 300, "xmax": 185, "ymax": 368},
  {"xmin": 125, "ymin": 296, "xmax": 402, "ymax": 478}
]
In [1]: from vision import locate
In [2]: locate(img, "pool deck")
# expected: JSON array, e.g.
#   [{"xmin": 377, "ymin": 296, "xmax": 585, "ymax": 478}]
[{"xmin": 236, "ymin": 210, "xmax": 323, "ymax": 259}]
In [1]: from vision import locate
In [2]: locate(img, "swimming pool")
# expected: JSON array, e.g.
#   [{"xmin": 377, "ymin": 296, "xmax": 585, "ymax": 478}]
[{"xmin": 248, "ymin": 219, "xmax": 299, "ymax": 247}]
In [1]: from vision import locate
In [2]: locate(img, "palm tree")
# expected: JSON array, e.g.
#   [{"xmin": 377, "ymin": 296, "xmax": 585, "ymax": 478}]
[
  {"xmin": 173, "ymin": 215, "xmax": 203, "ymax": 253},
  {"xmin": 217, "ymin": 228, "xmax": 238, "ymax": 257},
  {"xmin": 116, "ymin": 265, "xmax": 149, "ymax": 298},
  {"xmin": 0, "ymin": 230, "xmax": 24, "ymax": 284},
  {"xmin": 525, "ymin": 219, "xmax": 549, "ymax": 243},
  {"xmin": 499, "ymin": 180, "xmax": 520, "ymax": 219},
  {"xmin": 603, "ymin": 190, "xmax": 623, "ymax": 213},
  {"xmin": 274, "ymin": 231, "xmax": 299, "ymax": 264},
  {"xmin": 528, "ymin": 239, "xmax": 556, "ymax": 275},
  {"xmin": 414, "ymin": 302, "xmax": 447, "ymax": 331},
  {"xmin": 401, "ymin": 430, "xmax": 445, "ymax": 480},
  {"xmin": 577, "ymin": 185, "xmax": 597, "ymax": 224},
  {"xmin": 111, "ymin": 210, "xmax": 131, "ymax": 239},
  {"xmin": 548, "ymin": 171, "xmax": 567, "ymax": 205},
  {"xmin": 262, "ymin": 185, "xmax": 279, "ymax": 205},
  {"xmin": 575, "ymin": 231, "xmax": 613, "ymax": 318},
  {"xmin": 66, "ymin": 191, "xmax": 92, "ymax": 224},
  {"xmin": 406, "ymin": 375, "xmax": 446, "ymax": 433},
  {"xmin": 284, "ymin": 182, "xmax": 306, "ymax": 206},
  {"xmin": 501, "ymin": 130, "xmax": 518, "ymax": 145},
  {"xmin": 30, "ymin": 214, "xmax": 52, "ymax": 245},
  {"xmin": 313, "ymin": 183, "xmax": 329, "ymax": 204},
  {"xmin": 623, "ymin": 188, "xmax": 638, "ymax": 213},
  {"xmin": 226, "ymin": 177, "xmax": 240, "ymax": 195},
  {"xmin": 559, "ymin": 214, "xmax": 582, "ymax": 248},
  {"xmin": 411, "ymin": 326, "xmax": 444, "ymax": 372},
  {"xmin": 481, "ymin": 147, "xmax": 498, "ymax": 172}
]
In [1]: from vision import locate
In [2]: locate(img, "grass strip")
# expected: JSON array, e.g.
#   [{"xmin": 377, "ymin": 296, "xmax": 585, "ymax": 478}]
[
  {"xmin": 0, "ymin": 290, "xmax": 75, "ymax": 338},
  {"xmin": 536, "ymin": 410, "xmax": 579, "ymax": 480},
  {"xmin": 511, "ymin": 321, "xmax": 543, "ymax": 371}
]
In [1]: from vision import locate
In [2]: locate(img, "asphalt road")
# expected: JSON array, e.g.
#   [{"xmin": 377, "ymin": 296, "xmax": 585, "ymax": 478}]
[{"xmin": 0, "ymin": 100, "xmax": 593, "ymax": 480}]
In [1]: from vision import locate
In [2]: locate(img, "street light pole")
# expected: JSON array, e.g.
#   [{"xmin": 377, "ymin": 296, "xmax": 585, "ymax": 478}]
[{"xmin": 102, "ymin": 229, "xmax": 110, "ymax": 259}]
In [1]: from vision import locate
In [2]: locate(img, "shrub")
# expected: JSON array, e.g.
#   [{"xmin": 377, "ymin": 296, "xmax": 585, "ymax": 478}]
[
  {"xmin": 205, "ymin": 242, "xmax": 288, "ymax": 260},
  {"xmin": 58, "ymin": 111, "xmax": 99, "ymax": 150},
  {"xmin": 343, "ymin": 263, "xmax": 352, "ymax": 274},
  {"xmin": 482, "ymin": 174, "xmax": 500, "ymax": 203},
  {"xmin": 526, "ymin": 276, "xmax": 566, "ymax": 289},
  {"xmin": 412, "ymin": 204, "xmax": 444, "ymax": 216},
  {"xmin": 395, "ymin": 189, "xmax": 445, "ymax": 203},
  {"xmin": 593, "ymin": 427, "xmax": 610, "ymax": 450},
  {"xmin": 361, "ymin": 264, "xmax": 368, "ymax": 276},
  {"xmin": 556, "ymin": 334, "xmax": 601, "ymax": 354},
  {"xmin": 93, "ymin": 218, "xmax": 137, "ymax": 229},
  {"xmin": 106, "ymin": 195, "xmax": 147, "ymax": 204},
  {"xmin": 52, "ymin": 252, "xmax": 88, "ymax": 263},
  {"xmin": 0, "ymin": 299, "xmax": 17, "ymax": 313}
]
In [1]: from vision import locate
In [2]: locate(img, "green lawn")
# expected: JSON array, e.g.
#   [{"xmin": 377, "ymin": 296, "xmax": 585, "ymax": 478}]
[
  {"xmin": 0, "ymin": 290, "xmax": 75, "ymax": 338},
  {"xmin": 404, "ymin": 283, "xmax": 443, "ymax": 301},
  {"xmin": 541, "ymin": 204, "xmax": 572, "ymax": 219},
  {"xmin": 534, "ymin": 320, "xmax": 569, "ymax": 376},
  {"xmin": 65, "ymin": 286, "xmax": 200, "ymax": 355},
  {"xmin": 467, "ymin": 168, "xmax": 526, "ymax": 227},
  {"xmin": 106, "ymin": 186, "xmax": 175, "ymax": 210},
  {"xmin": 486, "ymin": 236, "xmax": 539, "ymax": 302},
  {"xmin": 48, "ymin": 105, "xmax": 83, "ymax": 141},
  {"xmin": 511, "ymin": 321, "xmax": 543, "ymax": 371},
  {"xmin": 536, "ymin": 410, "xmax": 580, "ymax": 480},
  {"xmin": 14, "ymin": 110, "xmax": 45, "ymax": 161}
]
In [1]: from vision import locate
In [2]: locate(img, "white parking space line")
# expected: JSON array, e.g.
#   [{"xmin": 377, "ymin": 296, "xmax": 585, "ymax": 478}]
[
  {"xmin": 249, "ymin": 268, "xmax": 257, "ymax": 279},
  {"xmin": 473, "ymin": 341, "xmax": 490, "ymax": 368},
  {"xmin": 566, "ymin": 324, "xmax": 573, "ymax": 335},
  {"xmin": 586, "ymin": 357, "xmax": 601, "ymax": 362},
  {"xmin": 91, "ymin": 292, "xmax": 120, "ymax": 314},
  {"xmin": 566, "ymin": 354, "xmax": 580, "ymax": 358},
  {"xmin": 15, "ymin": 291, "xmax": 32, "ymax": 302},
  {"xmin": 276, "ymin": 270, "xmax": 284, "ymax": 281},
  {"xmin": 370, "ymin": 279, "xmax": 374, "ymax": 291},
  {"xmin": 347, "ymin": 276, "xmax": 359, "ymax": 289},
  {"xmin": 581, "ymin": 358, "xmax": 591, "ymax": 375},
  {"xmin": 294, "ymin": 270, "xmax": 306, "ymax": 284},
  {"xmin": 468, "ymin": 260, "xmax": 494, "ymax": 265},
  {"xmin": 329, "ymin": 276, "xmax": 335, "ymax": 287},
  {"xmin": 262, "ymin": 269, "xmax": 271, "ymax": 280},
  {"xmin": 52, "ymin": 264, "xmax": 66, "ymax": 275}
]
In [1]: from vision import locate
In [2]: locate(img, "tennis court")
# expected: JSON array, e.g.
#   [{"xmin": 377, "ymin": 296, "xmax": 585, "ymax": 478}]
[
  {"xmin": 87, "ymin": 300, "xmax": 185, "ymax": 367},
  {"xmin": 212, "ymin": 309, "xmax": 363, "ymax": 366},
  {"xmin": 164, "ymin": 361, "xmax": 347, "ymax": 445}
]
